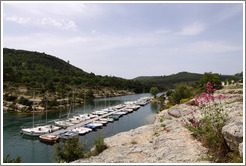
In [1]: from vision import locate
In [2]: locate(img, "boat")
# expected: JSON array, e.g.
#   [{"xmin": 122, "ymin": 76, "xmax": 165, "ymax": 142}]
[
  {"xmin": 22, "ymin": 127, "xmax": 50, "ymax": 136},
  {"xmin": 100, "ymin": 118, "xmax": 114, "ymax": 122},
  {"xmin": 39, "ymin": 134, "xmax": 59, "ymax": 143},
  {"xmin": 59, "ymin": 131, "xmax": 78, "ymax": 139},
  {"xmin": 21, "ymin": 92, "xmax": 50, "ymax": 136},
  {"xmin": 107, "ymin": 115, "xmax": 120, "ymax": 120},
  {"xmin": 95, "ymin": 120, "xmax": 107, "ymax": 125},
  {"xmin": 54, "ymin": 120, "xmax": 74, "ymax": 128},
  {"xmin": 92, "ymin": 110, "xmax": 107, "ymax": 115},
  {"xmin": 44, "ymin": 125, "xmax": 61, "ymax": 132},
  {"xmin": 71, "ymin": 127, "xmax": 92, "ymax": 135},
  {"xmin": 84, "ymin": 122, "xmax": 103, "ymax": 130}
]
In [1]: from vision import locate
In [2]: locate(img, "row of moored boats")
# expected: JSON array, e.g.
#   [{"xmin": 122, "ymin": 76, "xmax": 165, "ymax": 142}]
[{"xmin": 21, "ymin": 97, "xmax": 151, "ymax": 143}]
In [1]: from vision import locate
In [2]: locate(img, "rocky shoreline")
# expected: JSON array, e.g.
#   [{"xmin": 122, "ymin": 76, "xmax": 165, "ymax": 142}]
[{"xmin": 73, "ymin": 88, "xmax": 243, "ymax": 163}]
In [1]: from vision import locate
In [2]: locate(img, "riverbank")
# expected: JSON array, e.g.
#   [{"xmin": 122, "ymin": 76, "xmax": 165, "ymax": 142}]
[
  {"xmin": 73, "ymin": 88, "xmax": 243, "ymax": 163},
  {"xmin": 3, "ymin": 89, "xmax": 135, "ymax": 113}
]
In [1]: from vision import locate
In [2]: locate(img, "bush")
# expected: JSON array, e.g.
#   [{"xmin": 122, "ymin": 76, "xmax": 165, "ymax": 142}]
[
  {"xmin": 4, "ymin": 94, "xmax": 17, "ymax": 101},
  {"xmin": 3, "ymin": 153, "xmax": 21, "ymax": 163},
  {"xmin": 150, "ymin": 87, "xmax": 160, "ymax": 98},
  {"xmin": 18, "ymin": 96, "xmax": 33, "ymax": 106},
  {"xmin": 93, "ymin": 134, "xmax": 107, "ymax": 155},
  {"xmin": 168, "ymin": 83, "xmax": 193, "ymax": 105},
  {"xmin": 196, "ymin": 72, "xmax": 222, "ymax": 92},
  {"xmin": 52, "ymin": 137, "xmax": 86, "ymax": 163}
]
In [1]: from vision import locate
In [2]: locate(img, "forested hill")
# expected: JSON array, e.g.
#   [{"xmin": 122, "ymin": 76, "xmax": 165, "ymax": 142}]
[
  {"xmin": 134, "ymin": 71, "xmax": 238, "ymax": 88},
  {"xmin": 3, "ymin": 48, "xmax": 150, "ymax": 94}
]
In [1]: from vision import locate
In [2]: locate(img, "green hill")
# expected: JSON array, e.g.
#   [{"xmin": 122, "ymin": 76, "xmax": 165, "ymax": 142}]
[
  {"xmin": 3, "ymin": 48, "xmax": 150, "ymax": 95},
  {"xmin": 134, "ymin": 71, "xmax": 238, "ymax": 89}
]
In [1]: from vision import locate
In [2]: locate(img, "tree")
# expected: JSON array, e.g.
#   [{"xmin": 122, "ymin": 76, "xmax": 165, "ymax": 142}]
[
  {"xmin": 150, "ymin": 87, "xmax": 160, "ymax": 98},
  {"xmin": 196, "ymin": 72, "xmax": 222, "ymax": 92},
  {"xmin": 52, "ymin": 137, "xmax": 86, "ymax": 163},
  {"xmin": 169, "ymin": 83, "xmax": 193, "ymax": 105}
]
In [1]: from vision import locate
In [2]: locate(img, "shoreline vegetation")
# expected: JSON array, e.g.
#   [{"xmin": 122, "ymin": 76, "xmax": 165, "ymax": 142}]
[{"xmin": 3, "ymin": 88, "xmax": 135, "ymax": 113}]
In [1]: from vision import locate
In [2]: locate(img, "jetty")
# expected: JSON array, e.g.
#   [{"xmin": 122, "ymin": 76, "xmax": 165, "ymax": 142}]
[
  {"xmin": 23, "ymin": 96, "xmax": 152, "ymax": 141},
  {"xmin": 50, "ymin": 108, "xmax": 128, "ymax": 136}
]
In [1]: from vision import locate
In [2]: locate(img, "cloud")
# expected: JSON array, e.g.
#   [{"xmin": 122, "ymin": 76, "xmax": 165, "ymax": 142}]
[
  {"xmin": 177, "ymin": 22, "xmax": 205, "ymax": 36},
  {"xmin": 4, "ymin": 15, "xmax": 77, "ymax": 31}
]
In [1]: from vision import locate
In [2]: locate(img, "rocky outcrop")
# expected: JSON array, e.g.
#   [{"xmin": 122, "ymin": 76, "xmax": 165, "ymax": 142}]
[
  {"xmin": 222, "ymin": 118, "xmax": 243, "ymax": 151},
  {"xmin": 73, "ymin": 88, "xmax": 243, "ymax": 163}
]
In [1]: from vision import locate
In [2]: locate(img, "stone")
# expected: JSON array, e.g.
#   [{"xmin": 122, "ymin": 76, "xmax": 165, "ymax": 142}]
[{"xmin": 222, "ymin": 118, "xmax": 243, "ymax": 151}]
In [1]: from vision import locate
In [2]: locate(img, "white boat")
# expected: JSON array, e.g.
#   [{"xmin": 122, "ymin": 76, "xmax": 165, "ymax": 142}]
[
  {"xmin": 100, "ymin": 118, "xmax": 114, "ymax": 122},
  {"xmin": 92, "ymin": 110, "xmax": 107, "ymax": 115},
  {"xmin": 95, "ymin": 120, "xmax": 107, "ymax": 125},
  {"xmin": 22, "ymin": 127, "xmax": 50, "ymax": 136},
  {"xmin": 88, "ymin": 122, "xmax": 103, "ymax": 128},
  {"xmin": 44, "ymin": 125, "xmax": 60, "ymax": 132},
  {"xmin": 71, "ymin": 127, "xmax": 92, "ymax": 135},
  {"xmin": 55, "ymin": 120, "xmax": 74, "ymax": 127},
  {"xmin": 21, "ymin": 92, "xmax": 50, "ymax": 136}
]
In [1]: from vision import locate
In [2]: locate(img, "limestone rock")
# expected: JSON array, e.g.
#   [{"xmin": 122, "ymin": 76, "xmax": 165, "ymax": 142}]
[{"xmin": 222, "ymin": 118, "xmax": 243, "ymax": 151}]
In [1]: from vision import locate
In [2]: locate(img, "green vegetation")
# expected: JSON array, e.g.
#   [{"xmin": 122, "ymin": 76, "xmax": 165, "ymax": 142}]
[
  {"xmin": 93, "ymin": 134, "xmax": 108, "ymax": 155},
  {"xmin": 3, "ymin": 48, "xmax": 151, "ymax": 96},
  {"xmin": 3, "ymin": 153, "xmax": 22, "ymax": 163},
  {"xmin": 134, "ymin": 71, "xmax": 238, "ymax": 90},
  {"xmin": 168, "ymin": 83, "xmax": 194, "ymax": 105},
  {"xmin": 150, "ymin": 87, "xmax": 160, "ymax": 98},
  {"xmin": 52, "ymin": 137, "xmax": 86, "ymax": 163},
  {"xmin": 53, "ymin": 134, "xmax": 108, "ymax": 163},
  {"xmin": 196, "ymin": 72, "xmax": 222, "ymax": 92}
]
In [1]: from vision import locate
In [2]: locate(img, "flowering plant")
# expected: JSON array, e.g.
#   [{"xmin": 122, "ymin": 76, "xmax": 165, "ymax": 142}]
[{"xmin": 183, "ymin": 82, "xmax": 228, "ymax": 149}]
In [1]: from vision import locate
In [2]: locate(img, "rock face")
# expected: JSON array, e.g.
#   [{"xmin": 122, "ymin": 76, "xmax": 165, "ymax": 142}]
[
  {"xmin": 73, "ymin": 88, "xmax": 243, "ymax": 163},
  {"xmin": 222, "ymin": 118, "xmax": 243, "ymax": 151}
]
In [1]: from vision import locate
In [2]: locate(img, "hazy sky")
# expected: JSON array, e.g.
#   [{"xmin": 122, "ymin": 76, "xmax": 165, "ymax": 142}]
[{"xmin": 3, "ymin": 2, "xmax": 244, "ymax": 79}]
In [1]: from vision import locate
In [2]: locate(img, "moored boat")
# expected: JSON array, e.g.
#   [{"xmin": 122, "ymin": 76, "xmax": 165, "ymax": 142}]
[{"xmin": 39, "ymin": 134, "xmax": 59, "ymax": 143}]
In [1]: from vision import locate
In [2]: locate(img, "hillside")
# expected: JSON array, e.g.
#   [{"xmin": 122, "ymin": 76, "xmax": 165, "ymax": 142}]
[
  {"xmin": 3, "ymin": 48, "xmax": 150, "ymax": 95},
  {"xmin": 134, "ymin": 71, "xmax": 238, "ymax": 89}
]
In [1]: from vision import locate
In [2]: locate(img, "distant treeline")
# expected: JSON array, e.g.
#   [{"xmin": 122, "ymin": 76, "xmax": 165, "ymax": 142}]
[
  {"xmin": 3, "ymin": 48, "xmax": 151, "ymax": 94},
  {"xmin": 134, "ymin": 71, "xmax": 241, "ymax": 89}
]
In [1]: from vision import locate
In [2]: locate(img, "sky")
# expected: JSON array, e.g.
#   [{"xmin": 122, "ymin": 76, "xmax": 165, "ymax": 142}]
[{"xmin": 2, "ymin": 2, "xmax": 244, "ymax": 79}]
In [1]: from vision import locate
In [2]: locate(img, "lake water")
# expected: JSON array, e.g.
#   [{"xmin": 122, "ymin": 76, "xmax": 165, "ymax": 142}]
[{"xmin": 3, "ymin": 93, "xmax": 160, "ymax": 163}]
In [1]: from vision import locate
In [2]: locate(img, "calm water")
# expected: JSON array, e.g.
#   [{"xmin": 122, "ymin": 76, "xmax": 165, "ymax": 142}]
[{"xmin": 3, "ymin": 93, "xmax": 160, "ymax": 163}]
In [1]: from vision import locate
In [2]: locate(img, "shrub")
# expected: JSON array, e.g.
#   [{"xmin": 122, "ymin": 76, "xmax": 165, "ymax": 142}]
[
  {"xmin": 150, "ymin": 87, "xmax": 160, "ymax": 98},
  {"xmin": 3, "ymin": 153, "xmax": 21, "ymax": 163},
  {"xmin": 52, "ymin": 137, "xmax": 86, "ymax": 163},
  {"xmin": 93, "ymin": 134, "xmax": 107, "ymax": 155},
  {"xmin": 4, "ymin": 94, "xmax": 17, "ymax": 101},
  {"xmin": 180, "ymin": 98, "xmax": 189, "ymax": 104},
  {"xmin": 18, "ymin": 96, "xmax": 33, "ymax": 106},
  {"xmin": 168, "ymin": 83, "xmax": 193, "ymax": 105}
]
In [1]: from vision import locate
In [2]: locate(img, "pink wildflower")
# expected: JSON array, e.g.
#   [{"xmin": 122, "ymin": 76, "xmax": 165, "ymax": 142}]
[
  {"xmin": 218, "ymin": 94, "xmax": 223, "ymax": 99},
  {"xmin": 223, "ymin": 96, "xmax": 227, "ymax": 99},
  {"xmin": 195, "ymin": 95, "xmax": 199, "ymax": 99},
  {"xmin": 195, "ymin": 121, "xmax": 199, "ymax": 124},
  {"xmin": 192, "ymin": 124, "xmax": 195, "ymax": 126},
  {"xmin": 190, "ymin": 111, "xmax": 193, "ymax": 114},
  {"xmin": 201, "ymin": 92, "xmax": 207, "ymax": 97},
  {"xmin": 206, "ymin": 123, "xmax": 209, "ymax": 126},
  {"xmin": 212, "ymin": 129, "xmax": 216, "ymax": 132},
  {"xmin": 213, "ymin": 89, "xmax": 216, "ymax": 92},
  {"xmin": 194, "ymin": 110, "xmax": 196, "ymax": 113},
  {"xmin": 210, "ymin": 95, "xmax": 215, "ymax": 101},
  {"xmin": 185, "ymin": 123, "xmax": 188, "ymax": 126}
]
